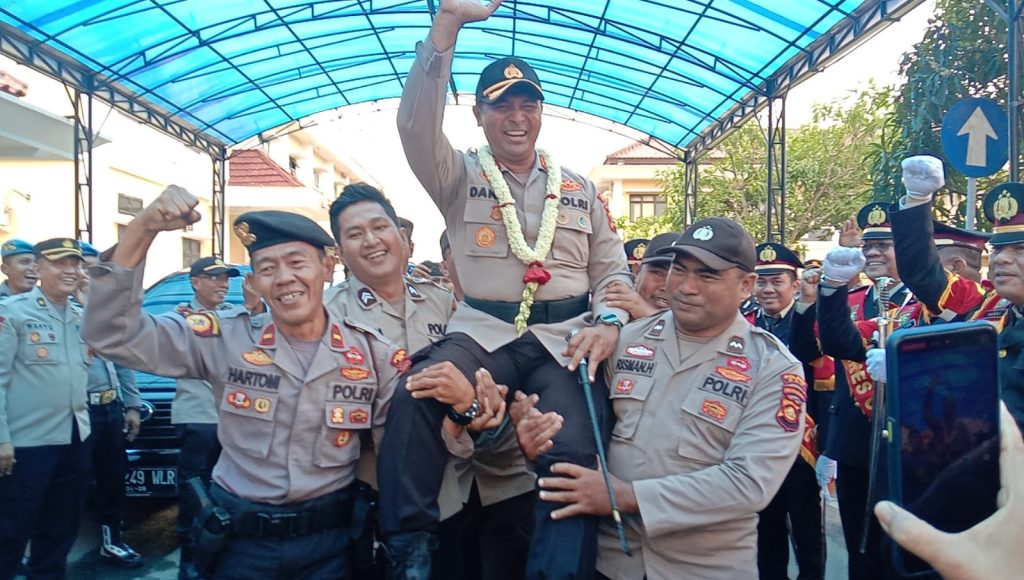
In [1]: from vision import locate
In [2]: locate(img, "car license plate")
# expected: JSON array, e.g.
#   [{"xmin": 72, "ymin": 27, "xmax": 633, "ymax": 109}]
[{"xmin": 125, "ymin": 467, "xmax": 178, "ymax": 497}]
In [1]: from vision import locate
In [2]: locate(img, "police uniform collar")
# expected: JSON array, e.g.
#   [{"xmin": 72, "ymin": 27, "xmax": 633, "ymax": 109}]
[
  {"xmin": 714, "ymin": 313, "xmax": 754, "ymax": 357},
  {"xmin": 761, "ymin": 300, "xmax": 795, "ymax": 320},
  {"xmin": 644, "ymin": 310, "xmax": 673, "ymax": 340},
  {"xmin": 403, "ymin": 276, "xmax": 425, "ymax": 301}
]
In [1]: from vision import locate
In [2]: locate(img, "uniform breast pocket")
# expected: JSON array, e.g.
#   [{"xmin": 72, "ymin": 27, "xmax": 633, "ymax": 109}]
[
  {"xmin": 314, "ymin": 401, "xmax": 371, "ymax": 468},
  {"xmin": 677, "ymin": 389, "xmax": 744, "ymax": 465},
  {"xmin": 219, "ymin": 389, "xmax": 277, "ymax": 458},
  {"xmin": 549, "ymin": 209, "xmax": 592, "ymax": 266},
  {"xmin": 21, "ymin": 332, "xmax": 58, "ymax": 365},
  {"xmin": 463, "ymin": 202, "xmax": 509, "ymax": 258},
  {"xmin": 609, "ymin": 376, "xmax": 654, "ymax": 441}
]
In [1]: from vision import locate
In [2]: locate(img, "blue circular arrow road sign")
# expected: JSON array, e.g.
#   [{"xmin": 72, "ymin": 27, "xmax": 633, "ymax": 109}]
[{"xmin": 941, "ymin": 98, "xmax": 1009, "ymax": 177}]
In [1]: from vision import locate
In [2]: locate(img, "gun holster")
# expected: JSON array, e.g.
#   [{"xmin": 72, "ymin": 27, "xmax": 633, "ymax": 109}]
[
  {"xmin": 348, "ymin": 479, "xmax": 385, "ymax": 580},
  {"xmin": 184, "ymin": 477, "xmax": 232, "ymax": 579}
]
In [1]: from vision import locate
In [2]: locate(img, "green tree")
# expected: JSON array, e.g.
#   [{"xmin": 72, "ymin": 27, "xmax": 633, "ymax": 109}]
[
  {"xmin": 653, "ymin": 86, "xmax": 890, "ymax": 243},
  {"xmin": 869, "ymin": 0, "xmax": 1009, "ymax": 225}
]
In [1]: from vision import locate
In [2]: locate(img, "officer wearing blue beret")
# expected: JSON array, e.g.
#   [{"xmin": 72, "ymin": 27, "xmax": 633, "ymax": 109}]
[{"xmin": 0, "ymin": 238, "xmax": 37, "ymax": 300}]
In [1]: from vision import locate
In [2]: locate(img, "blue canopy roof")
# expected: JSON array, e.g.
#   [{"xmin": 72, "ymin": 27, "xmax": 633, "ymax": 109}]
[{"xmin": 0, "ymin": 1, "xmax": 918, "ymax": 156}]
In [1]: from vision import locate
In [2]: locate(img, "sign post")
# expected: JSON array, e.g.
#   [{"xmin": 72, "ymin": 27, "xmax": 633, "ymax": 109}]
[{"xmin": 941, "ymin": 98, "xmax": 1009, "ymax": 229}]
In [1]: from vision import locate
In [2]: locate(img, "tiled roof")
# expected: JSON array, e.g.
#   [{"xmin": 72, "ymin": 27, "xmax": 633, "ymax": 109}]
[
  {"xmin": 228, "ymin": 149, "xmax": 303, "ymax": 187},
  {"xmin": 604, "ymin": 141, "xmax": 677, "ymax": 164}
]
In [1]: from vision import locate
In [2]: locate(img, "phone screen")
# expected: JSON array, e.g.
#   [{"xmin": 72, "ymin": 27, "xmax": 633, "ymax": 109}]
[{"xmin": 892, "ymin": 325, "xmax": 1000, "ymax": 574}]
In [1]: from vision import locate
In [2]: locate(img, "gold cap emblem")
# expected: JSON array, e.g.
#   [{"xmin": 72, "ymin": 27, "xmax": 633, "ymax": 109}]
[
  {"xmin": 234, "ymin": 222, "xmax": 257, "ymax": 247},
  {"xmin": 62, "ymin": 240, "xmax": 74, "ymax": 248},
  {"xmin": 504, "ymin": 64, "xmax": 524, "ymax": 80},
  {"xmin": 867, "ymin": 205, "xmax": 887, "ymax": 226},
  {"xmin": 759, "ymin": 246, "xmax": 778, "ymax": 262},
  {"xmin": 632, "ymin": 243, "xmax": 646, "ymax": 259},
  {"xmin": 994, "ymin": 191, "xmax": 1019, "ymax": 222},
  {"xmin": 2, "ymin": 242, "xmax": 13, "ymax": 252}
]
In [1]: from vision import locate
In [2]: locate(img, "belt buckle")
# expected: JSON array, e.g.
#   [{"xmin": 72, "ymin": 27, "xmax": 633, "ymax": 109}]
[
  {"xmin": 100, "ymin": 390, "xmax": 116, "ymax": 404},
  {"xmin": 256, "ymin": 512, "xmax": 299, "ymax": 537}
]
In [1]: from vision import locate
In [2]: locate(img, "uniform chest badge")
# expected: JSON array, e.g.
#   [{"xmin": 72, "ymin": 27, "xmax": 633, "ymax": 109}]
[
  {"xmin": 560, "ymin": 178, "xmax": 583, "ymax": 192},
  {"xmin": 358, "ymin": 288, "xmax": 377, "ymax": 308},
  {"xmin": 391, "ymin": 349, "xmax": 411, "ymax": 373},
  {"xmin": 476, "ymin": 226, "xmax": 497, "ymax": 248},
  {"xmin": 227, "ymin": 391, "xmax": 251, "ymax": 409},
  {"xmin": 36, "ymin": 346, "xmax": 49, "ymax": 359},
  {"xmin": 330, "ymin": 324, "xmax": 346, "ymax": 349},
  {"xmin": 335, "ymin": 430, "xmax": 352, "ymax": 447},
  {"xmin": 726, "ymin": 336, "xmax": 745, "ymax": 354},
  {"xmin": 701, "ymin": 399, "xmax": 729, "ymax": 422},
  {"xmin": 624, "ymin": 344, "xmax": 655, "ymax": 360},
  {"xmin": 259, "ymin": 324, "xmax": 276, "ymax": 346},
  {"xmin": 490, "ymin": 206, "xmax": 503, "ymax": 221},
  {"xmin": 29, "ymin": 331, "xmax": 40, "ymax": 343},
  {"xmin": 727, "ymin": 356, "xmax": 751, "ymax": 372},
  {"xmin": 186, "ymin": 313, "xmax": 220, "ymax": 337},
  {"xmin": 344, "ymin": 348, "xmax": 365, "ymax": 366},
  {"xmin": 341, "ymin": 367, "xmax": 370, "ymax": 381},
  {"xmin": 254, "ymin": 398, "xmax": 272, "ymax": 414},
  {"xmin": 615, "ymin": 379, "xmax": 635, "ymax": 394},
  {"xmin": 242, "ymin": 349, "xmax": 274, "ymax": 366},
  {"xmin": 714, "ymin": 366, "xmax": 750, "ymax": 383},
  {"xmin": 351, "ymin": 409, "xmax": 370, "ymax": 424},
  {"xmin": 576, "ymin": 215, "xmax": 589, "ymax": 229},
  {"xmin": 556, "ymin": 212, "xmax": 569, "ymax": 225},
  {"xmin": 330, "ymin": 407, "xmax": 345, "ymax": 425},
  {"xmin": 649, "ymin": 319, "xmax": 665, "ymax": 337}
]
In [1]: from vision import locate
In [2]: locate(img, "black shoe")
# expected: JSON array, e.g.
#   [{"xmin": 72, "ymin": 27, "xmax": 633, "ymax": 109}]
[
  {"xmin": 100, "ymin": 523, "xmax": 145, "ymax": 568},
  {"xmin": 383, "ymin": 531, "xmax": 437, "ymax": 580}
]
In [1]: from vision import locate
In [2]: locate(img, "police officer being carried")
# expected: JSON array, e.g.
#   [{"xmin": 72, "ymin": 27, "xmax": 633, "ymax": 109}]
[
  {"xmin": 387, "ymin": 0, "xmax": 631, "ymax": 577},
  {"xmin": 518, "ymin": 218, "xmax": 807, "ymax": 579},
  {"xmin": 172, "ymin": 255, "xmax": 243, "ymax": 577},
  {"xmin": 76, "ymin": 240, "xmax": 146, "ymax": 568},
  {"xmin": 81, "ymin": 185, "xmax": 402, "ymax": 578},
  {"xmin": 0, "ymin": 239, "xmax": 37, "ymax": 300},
  {"xmin": 0, "ymin": 238, "xmax": 90, "ymax": 579}
]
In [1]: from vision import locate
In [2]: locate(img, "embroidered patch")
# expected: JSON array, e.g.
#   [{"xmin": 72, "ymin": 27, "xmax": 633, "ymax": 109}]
[
  {"xmin": 556, "ymin": 212, "xmax": 569, "ymax": 225},
  {"xmin": 407, "ymin": 283, "xmax": 422, "ymax": 299},
  {"xmin": 614, "ymin": 358, "xmax": 655, "ymax": 377},
  {"xmin": 726, "ymin": 336, "xmax": 745, "ymax": 354},
  {"xmin": 490, "ymin": 206, "xmax": 503, "ymax": 221},
  {"xmin": 577, "ymin": 215, "xmax": 589, "ymax": 229},
  {"xmin": 330, "ymin": 407, "xmax": 345, "ymax": 425},
  {"xmin": 476, "ymin": 226, "xmax": 497, "ymax": 248},
  {"xmin": 344, "ymin": 348, "xmax": 365, "ymax": 366},
  {"xmin": 330, "ymin": 324, "xmax": 345, "ymax": 349},
  {"xmin": 242, "ymin": 349, "xmax": 274, "ymax": 366},
  {"xmin": 29, "ymin": 331, "xmax": 40, "ymax": 343},
  {"xmin": 714, "ymin": 366, "xmax": 750, "ymax": 383},
  {"xmin": 391, "ymin": 349, "xmax": 410, "ymax": 372},
  {"xmin": 701, "ymin": 399, "xmax": 728, "ymax": 422},
  {"xmin": 36, "ymin": 346, "xmax": 49, "ymax": 359},
  {"xmin": 615, "ymin": 378, "xmax": 635, "ymax": 394},
  {"xmin": 351, "ymin": 409, "xmax": 370, "ymax": 424},
  {"xmin": 254, "ymin": 398, "xmax": 272, "ymax": 414},
  {"xmin": 598, "ymin": 196, "xmax": 617, "ymax": 233},
  {"xmin": 560, "ymin": 178, "xmax": 583, "ymax": 192},
  {"xmin": 186, "ymin": 313, "xmax": 220, "ymax": 337},
  {"xmin": 650, "ymin": 319, "xmax": 665, "ymax": 337},
  {"xmin": 341, "ymin": 367, "xmax": 370, "ymax": 381},
  {"xmin": 700, "ymin": 375, "xmax": 750, "ymax": 406},
  {"xmin": 335, "ymin": 430, "xmax": 352, "ymax": 447},
  {"xmin": 776, "ymin": 397, "xmax": 802, "ymax": 432},
  {"xmin": 227, "ymin": 391, "xmax": 250, "ymax": 409},
  {"xmin": 625, "ymin": 344, "xmax": 655, "ymax": 360},
  {"xmin": 358, "ymin": 288, "xmax": 377, "ymax": 308},
  {"xmin": 259, "ymin": 324, "xmax": 276, "ymax": 346},
  {"xmin": 727, "ymin": 356, "xmax": 751, "ymax": 372}
]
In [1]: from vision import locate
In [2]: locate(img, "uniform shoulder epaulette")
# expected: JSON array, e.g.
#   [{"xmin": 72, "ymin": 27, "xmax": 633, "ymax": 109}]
[
  {"xmin": 217, "ymin": 304, "xmax": 249, "ymax": 320},
  {"xmin": 628, "ymin": 312, "xmax": 670, "ymax": 341},
  {"xmin": 749, "ymin": 325, "xmax": 800, "ymax": 364},
  {"xmin": 342, "ymin": 317, "xmax": 389, "ymax": 343},
  {"xmin": 3, "ymin": 292, "xmax": 31, "ymax": 306},
  {"xmin": 404, "ymin": 275, "xmax": 453, "ymax": 298}
]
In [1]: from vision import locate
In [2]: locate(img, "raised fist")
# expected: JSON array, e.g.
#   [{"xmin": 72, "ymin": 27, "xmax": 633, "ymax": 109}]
[
  {"xmin": 822, "ymin": 247, "xmax": 866, "ymax": 284},
  {"xmin": 139, "ymin": 185, "xmax": 201, "ymax": 232},
  {"xmin": 901, "ymin": 155, "xmax": 945, "ymax": 202}
]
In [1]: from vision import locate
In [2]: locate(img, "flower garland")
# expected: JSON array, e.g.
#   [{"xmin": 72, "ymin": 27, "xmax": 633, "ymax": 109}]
[{"xmin": 477, "ymin": 145, "xmax": 561, "ymax": 335}]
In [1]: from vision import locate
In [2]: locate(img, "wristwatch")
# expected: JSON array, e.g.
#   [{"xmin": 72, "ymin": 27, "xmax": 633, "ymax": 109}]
[
  {"xmin": 446, "ymin": 399, "xmax": 482, "ymax": 426},
  {"xmin": 596, "ymin": 313, "xmax": 623, "ymax": 329}
]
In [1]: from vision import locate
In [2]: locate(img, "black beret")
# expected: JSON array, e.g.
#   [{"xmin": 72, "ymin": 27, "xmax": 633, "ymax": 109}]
[{"xmin": 233, "ymin": 211, "xmax": 335, "ymax": 257}]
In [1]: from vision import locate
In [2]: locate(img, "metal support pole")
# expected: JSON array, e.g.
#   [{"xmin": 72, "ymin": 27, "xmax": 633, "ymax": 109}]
[
  {"xmin": 766, "ymin": 94, "xmax": 787, "ymax": 244},
  {"xmin": 683, "ymin": 151, "xmax": 698, "ymax": 227},
  {"xmin": 1010, "ymin": 1, "xmax": 1023, "ymax": 181},
  {"xmin": 966, "ymin": 177, "xmax": 978, "ymax": 230},
  {"xmin": 211, "ymin": 150, "xmax": 226, "ymax": 259},
  {"xmin": 70, "ymin": 86, "xmax": 94, "ymax": 242}
]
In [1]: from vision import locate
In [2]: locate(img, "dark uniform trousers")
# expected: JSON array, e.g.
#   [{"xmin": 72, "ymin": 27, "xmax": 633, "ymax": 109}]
[
  {"xmin": 176, "ymin": 423, "xmax": 222, "ymax": 535},
  {"xmin": 378, "ymin": 332, "xmax": 612, "ymax": 580},
  {"xmin": 209, "ymin": 484, "xmax": 354, "ymax": 580},
  {"xmin": 83, "ymin": 400, "xmax": 129, "ymax": 526},
  {"xmin": 756, "ymin": 458, "xmax": 823, "ymax": 580},
  {"xmin": 0, "ymin": 421, "xmax": 88, "ymax": 580}
]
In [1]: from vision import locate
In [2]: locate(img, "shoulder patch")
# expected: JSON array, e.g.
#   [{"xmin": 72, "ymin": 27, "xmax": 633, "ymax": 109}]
[{"xmin": 186, "ymin": 312, "xmax": 220, "ymax": 337}]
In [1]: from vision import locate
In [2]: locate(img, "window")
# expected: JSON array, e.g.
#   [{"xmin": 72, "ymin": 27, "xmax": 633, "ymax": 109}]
[
  {"xmin": 629, "ymin": 194, "xmax": 666, "ymax": 221},
  {"xmin": 289, "ymin": 156, "xmax": 298, "ymax": 178},
  {"xmin": 182, "ymin": 238, "xmax": 201, "ymax": 269},
  {"xmin": 118, "ymin": 194, "xmax": 143, "ymax": 216}
]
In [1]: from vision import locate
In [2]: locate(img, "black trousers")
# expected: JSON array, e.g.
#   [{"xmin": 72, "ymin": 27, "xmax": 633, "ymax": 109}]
[
  {"xmin": 836, "ymin": 462, "xmax": 885, "ymax": 580},
  {"xmin": 176, "ymin": 422, "xmax": 222, "ymax": 535},
  {"xmin": 433, "ymin": 485, "xmax": 535, "ymax": 580},
  {"xmin": 83, "ymin": 400, "xmax": 128, "ymax": 526},
  {"xmin": 379, "ymin": 332, "xmax": 612, "ymax": 580},
  {"xmin": 757, "ymin": 458, "xmax": 824, "ymax": 580},
  {"xmin": 0, "ymin": 421, "xmax": 87, "ymax": 580}
]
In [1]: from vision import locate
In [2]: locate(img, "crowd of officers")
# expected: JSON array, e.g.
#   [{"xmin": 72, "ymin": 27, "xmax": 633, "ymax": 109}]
[{"xmin": 2, "ymin": 3, "xmax": 1022, "ymax": 580}]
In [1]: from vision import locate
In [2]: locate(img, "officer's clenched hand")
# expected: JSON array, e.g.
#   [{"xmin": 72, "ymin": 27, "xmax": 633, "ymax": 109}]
[
  {"xmin": 564, "ymin": 325, "xmax": 619, "ymax": 382},
  {"xmin": 467, "ymin": 368, "xmax": 508, "ymax": 433},
  {"xmin": 139, "ymin": 185, "xmax": 201, "ymax": 232},
  {"xmin": 822, "ymin": 247, "xmax": 866, "ymax": 285},
  {"xmin": 512, "ymin": 392, "xmax": 563, "ymax": 461},
  {"xmin": 0, "ymin": 443, "xmax": 13, "ymax": 477},
  {"xmin": 901, "ymin": 155, "xmax": 945, "ymax": 202},
  {"xmin": 799, "ymin": 268, "xmax": 820, "ymax": 305},
  {"xmin": 603, "ymin": 281, "xmax": 659, "ymax": 320},
  {"xmin": 875, "ymin": 404, "xmax": 1024, "ymax": 580},
  {"xmin": 124, "ymin": 408, "xmax": 141, "ymax": 442},
  {"xmin": 406, "ymin": 361, "xmax": 475, "ymax": 411},
  {"xmin": 539, "ymin": 462, "xmax": 638, "ymax": 519}
]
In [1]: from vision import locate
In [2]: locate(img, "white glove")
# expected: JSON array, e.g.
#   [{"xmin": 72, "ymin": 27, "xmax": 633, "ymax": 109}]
[
  {"xmin": 866, "ymin": 348, "xmax": 887, "ymax": 382},
  {"xmin": 901, "ymin": 155, "xmax": 945, "ymax": 202},
  {"xmin": 822, "ymin": 247, "xmax": 866, "ymax": 284},
  {"xmin": 815, "ymin": 455, "xmax": 838, "ymax": 492}
]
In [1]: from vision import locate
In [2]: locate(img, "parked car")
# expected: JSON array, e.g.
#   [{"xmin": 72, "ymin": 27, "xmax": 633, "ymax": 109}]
[{"xmin": 124, "ymin": 266, "xmax": 249, "ymax": 498}]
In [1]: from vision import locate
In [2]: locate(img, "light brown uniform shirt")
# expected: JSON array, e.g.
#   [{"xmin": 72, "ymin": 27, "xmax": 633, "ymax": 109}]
[
  {"xmin": 82, "ymin": 260, "xmax": 400, "ymax": 505},
  {"xmin": 397, "ymin": 37, "xmax": 632, "ymax": 361},
  {"xmin": 597, "ymin": 311, "xmax": 805, "ymax": 580},
  {"xmin": 325, "ymin": 274, "xmax": 535, "ymax": 516},
  {"xmin": 0, "ymin": 286, "xmax": 90, "ymax": 446},
  {"xmin": 171, "ymin": 298, "xmax": 239, "ymax": 425}
]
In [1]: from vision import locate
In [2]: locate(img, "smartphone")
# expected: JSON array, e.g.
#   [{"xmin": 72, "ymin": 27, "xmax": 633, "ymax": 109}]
[{"xmin": 885, "ymin": 321, "xmax": 1000, "ymax": 576}]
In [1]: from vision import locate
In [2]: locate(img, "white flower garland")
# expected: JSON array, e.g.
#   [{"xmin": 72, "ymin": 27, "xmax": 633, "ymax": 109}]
[{"xmin": 477, "ymin": 145, "xmax": 561, "ymax": 334}]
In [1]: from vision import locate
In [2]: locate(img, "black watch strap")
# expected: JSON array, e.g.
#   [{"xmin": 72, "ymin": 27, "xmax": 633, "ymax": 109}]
[{"xmin": 446, "ymin": 399, "xmax": 481, "ymax": 425}]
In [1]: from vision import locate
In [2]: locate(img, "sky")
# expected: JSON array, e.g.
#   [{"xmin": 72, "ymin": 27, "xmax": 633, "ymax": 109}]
[{"xmin": 309, "ymin": 0, "xmax": 937, "ymax": 262}]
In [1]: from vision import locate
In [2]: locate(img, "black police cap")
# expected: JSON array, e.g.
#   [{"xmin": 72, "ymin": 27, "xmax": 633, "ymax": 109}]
[
  {"xmin": 658, "ymin": 217, "xmax": 756, "ymax": 272},
  {"xmin": 932, "ymin": 221, "xmax": 990, "ymax": 251},
  {"xmin": 624, "ymin": 238, "xmax": 650, "ymax": 262},
  {"xmin": 640, "ymin": 233, "xmax": 680, "ymax": 265},
  {"xmin": 983, "ymin": 182, "xmax": 1024, "ymax": 246},
  {"xmin": 857, "ymin": 202, "xmax": 892, "ymax": 240},
  {"xmin": 34, "ymin": 238, "xmax": 83, "ymax": 261},
  {"xmin": 233, "ymin": 211, "xmax": 336, "ymax": 257},
  {"xmin": 476, "ymin": 57, "xmax": 543, "ymax": 104},
  {"xmin": 755, "ymin": 242, "xmax": 804, "ymax": 275},
  {"xmin": 190, "ymin": 256, "xmax": 241, "ymax": 277}
]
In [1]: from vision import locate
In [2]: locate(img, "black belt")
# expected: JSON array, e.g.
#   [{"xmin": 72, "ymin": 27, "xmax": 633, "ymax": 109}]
[
  {"xmin": 464, "ymin": 293, "xmax": 589, "ymax": 326},
  {"xmin": 211, "ymin": 484, "xmax": 353, "ymax": 539}
]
